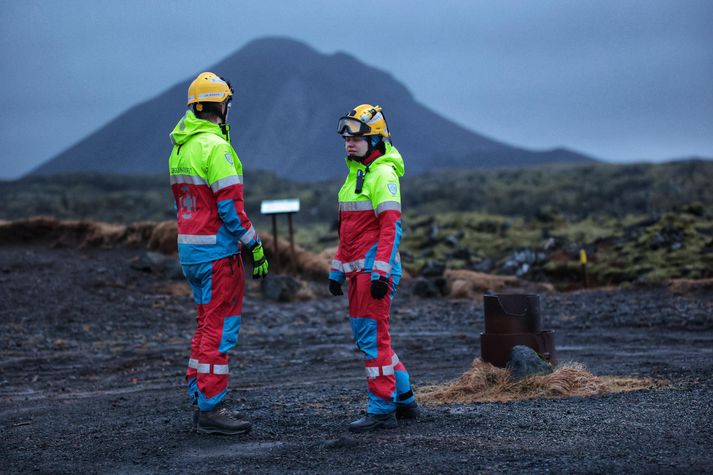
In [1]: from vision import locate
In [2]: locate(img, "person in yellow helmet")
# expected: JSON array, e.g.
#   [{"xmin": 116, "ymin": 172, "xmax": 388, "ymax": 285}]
[
  {"xmin": 330, "ymin": 104, "xmax": 419, "ymax": 432},
  {"xmin": 168, "ymin": 72, "xmax": 268, "ymax": 435}
]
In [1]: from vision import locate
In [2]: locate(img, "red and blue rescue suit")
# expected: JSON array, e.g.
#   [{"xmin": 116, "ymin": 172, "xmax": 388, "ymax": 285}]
[
  {"xmin": 330, "ymin": 142, "xmax": 415, "ymax": 414},
  {"xmin": 168, "ymin": 110, "xmax": 260, "ymax": 412}
]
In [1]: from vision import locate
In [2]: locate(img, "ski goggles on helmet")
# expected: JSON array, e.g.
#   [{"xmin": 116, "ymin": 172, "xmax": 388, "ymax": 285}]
[{"xmin": 337, "ymin": 117, "xmax": 371, "ymax": 136}]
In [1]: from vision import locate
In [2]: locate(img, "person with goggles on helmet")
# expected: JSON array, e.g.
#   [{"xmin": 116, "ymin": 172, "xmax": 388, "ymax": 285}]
[
  {"xmin": 330, "ymin": 104, "xmax": 420, "ymax": 432},
  {"xmin": 168, "ymin": 72, "xmax": 269, "ymax": 435}
]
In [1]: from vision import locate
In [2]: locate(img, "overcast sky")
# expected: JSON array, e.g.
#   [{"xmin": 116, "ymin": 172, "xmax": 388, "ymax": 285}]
[{"xmin": 1, "ymin": 0, "xmax": 712, "ymax": 179}]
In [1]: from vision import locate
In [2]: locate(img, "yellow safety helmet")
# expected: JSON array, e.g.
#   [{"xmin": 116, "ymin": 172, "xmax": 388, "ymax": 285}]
[
  {"xmin": 337, "ymin": 104, "xmax": 390, "ymax": 138},
  {"xmin": 186, "ymin": 72, "xmax": 233, "ymax": 111}
]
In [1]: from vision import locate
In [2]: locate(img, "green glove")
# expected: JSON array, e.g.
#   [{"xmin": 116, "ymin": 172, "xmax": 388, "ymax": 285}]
[{"xmin": 251, "ymin": 242, "xmax": 269, "ymax": 279}]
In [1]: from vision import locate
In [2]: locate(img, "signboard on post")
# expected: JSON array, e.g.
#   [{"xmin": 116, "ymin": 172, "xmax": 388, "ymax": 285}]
[
  {"xmin": 260, "ymin": 199, "xmax": 300, "ymax": 272},
  {"xmin": 260, "ymin": 199, "xmax": 300, "ymax": 215}
]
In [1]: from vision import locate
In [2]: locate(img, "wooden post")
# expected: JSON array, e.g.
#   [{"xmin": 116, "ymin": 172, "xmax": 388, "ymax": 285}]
[
  {"xmin": 272, "ymin": 214, "xmax": 279, "ymax": 272},
  {"xmin": 288, "ymin": 213, "xmax": 295, "ymax": 270},
  {"xmin": 579, "ymin": 249, "xmax": 588, "ymax": 288}
]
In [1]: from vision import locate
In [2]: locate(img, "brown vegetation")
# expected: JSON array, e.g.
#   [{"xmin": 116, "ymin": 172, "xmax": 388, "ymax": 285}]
[
  {"xmin": 419, "ymin": 358, "xmax": 658, "ymax": 404},
  {"xmin": 444, "ymin": 269, "xmax": 554, "ymax": 298}
]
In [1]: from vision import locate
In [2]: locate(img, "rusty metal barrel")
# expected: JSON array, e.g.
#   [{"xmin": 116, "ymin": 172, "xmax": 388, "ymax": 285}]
[{"xmin": 480, "ymin": 293, "xmax": 556, "ymax": 367}]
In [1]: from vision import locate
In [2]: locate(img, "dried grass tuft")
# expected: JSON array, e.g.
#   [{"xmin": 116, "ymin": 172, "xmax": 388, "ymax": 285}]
[{"xmin": 419, "ymin": 359, "xmax": 658, "ymax": 405}]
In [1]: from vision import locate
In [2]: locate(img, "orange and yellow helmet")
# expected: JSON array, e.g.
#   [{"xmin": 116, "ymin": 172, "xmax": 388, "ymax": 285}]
[
  {"xmin": 186, "ymin": 72, "xmax": 233, "ymax": 111},
  {"xmin": 337, "ymin": 104, "xmax": 390, "ymax": 138}
]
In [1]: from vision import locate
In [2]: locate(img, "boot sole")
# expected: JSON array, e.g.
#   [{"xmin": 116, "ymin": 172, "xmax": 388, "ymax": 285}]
[
  {"xmin": 196, "ymin": 426, "xmax": 251, "ymax": 435},
  {"xmin": 395, "ymin": 410, "xmax": 420, "ymax": 420},
  {"xmin": 348, "ymin": 420, "xmax": 398, "ymax": 433}
]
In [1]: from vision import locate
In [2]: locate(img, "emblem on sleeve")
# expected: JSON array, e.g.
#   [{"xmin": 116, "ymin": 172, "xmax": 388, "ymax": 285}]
[
  {"xmin": 225, "ymin": 152, "xmax": 234, "ymax": 165},
  {"xmin": 387, "ymin": 183, "xmax": 398, "ymax": 195}
]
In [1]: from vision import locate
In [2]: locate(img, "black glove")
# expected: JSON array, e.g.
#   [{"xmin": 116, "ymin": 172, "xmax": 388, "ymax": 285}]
[
  {"xmin": 370, "ymin": 277, "xmax": 390, "ymax": 299},
  {"xmin": 329, "ymin": 279, "xmax": 344, "ymax": 296}
]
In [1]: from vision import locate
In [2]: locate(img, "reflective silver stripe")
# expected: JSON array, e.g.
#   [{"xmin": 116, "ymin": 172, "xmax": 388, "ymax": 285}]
[
  {"xmin": 339, "ymin": 201, "xmax": 373, "ymax": 212},
  {"xmin": 170, "ymin": 174, "xmax": 208, "ymax": 186},
  {"xmin": 188, "ymin": 358, "xmax": 199, "ymax": 369},
  {"xmin": 197, "ymin": 363, "xmax": 211, "ymax": 374},
  {"xmin": 198, "ymin": 91, "xmax": 226, "ymax": 99},
  {"xmin": 331, "ymin": 259, "xmax": 344, "ymax": 272},
  {"xmin": 239, "ymin": 226, "xmax": 257, "ymax": 245},
  {"xmin": 213, "ymin": 364, "xmax": 229, "ymax": 375},
  {"xmin": 187, "ymin": 95, "xmax": 195, "ymax": 102},
  {"xmin": 342, "ymin": 259, "xmax": 365, "ymax": 273},
  {"xmin": 375, "ymin": 201, "xmax": 401, "ymax": 216},
  {"xmin": 365, "ymin": 354, "xmax": 400, "ymax": 379},
  {"xmin": 178, "ymin": 234, "xmax": 217, "ymax": 245},
  {"xmin": 395, "ymin": 252, "xmax": 401, "ymax": 264},
  {"xmin": 210, "ymin": 175, "xmax": 243, "ymax": 192},
  {"xmin": 373, "ymin": 261, "xmax": 392, "ymax": 274}
]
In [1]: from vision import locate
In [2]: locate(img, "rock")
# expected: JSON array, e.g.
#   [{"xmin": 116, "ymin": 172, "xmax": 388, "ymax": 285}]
[
  {"xmin": 321, "ymin": 436, "xmax": 358, "ymax": 449},
  {"xmin": 472, "ymin": 258, "xmax": 494, "ymax": 273},
  {"xmin": 506, "ymin": 345, "xmax": 553, "ymax": 381},
  {"xmin": 413, "ymin": 278, "xmax": 441, "ymax": 298},
  {"xmin": 450, "ymin": 247, "xmax": 471, "ymax": 261},
  {"xmin": 261, "ymin": 275, "xmax": 303, "ymax": 302},
  {"xmin": 429, "ymin": 224, "xmax": 440, "ymax": 241},
  {"xmin": 543, "ymin": 237, "xmax": 557, "ymax": 251},
  {"xmin": 130, "ymin": 251, "xmax": 183, "ymax": 280},
  {"xmin": 421, "ymin": 259, "xmax": 446, "ymax": 277},
  {"xmin": 445, "ymin": 233, "xmax": 461, "ymax": 247}
]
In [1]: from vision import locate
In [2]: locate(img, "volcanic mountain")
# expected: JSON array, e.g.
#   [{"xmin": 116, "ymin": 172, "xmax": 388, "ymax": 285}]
[{"xmin": 31, "ymin": 37, "xmax": 595, "ymax": 181}]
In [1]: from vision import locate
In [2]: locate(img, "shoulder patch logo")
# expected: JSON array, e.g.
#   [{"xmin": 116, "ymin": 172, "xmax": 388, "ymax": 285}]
[
  {"xmin": 224, "ymin": 152, "xmax": 234, "ymax": 165},
  {"xmin": 387, "ymin": 183, "xmax": 398, "ymax": 195}
]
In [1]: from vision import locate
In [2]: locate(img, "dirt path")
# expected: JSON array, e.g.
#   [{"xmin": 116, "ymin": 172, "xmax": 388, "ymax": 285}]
[{"xmin": 1, "ymin": 246, "xmax": 711, "ymax": 473}]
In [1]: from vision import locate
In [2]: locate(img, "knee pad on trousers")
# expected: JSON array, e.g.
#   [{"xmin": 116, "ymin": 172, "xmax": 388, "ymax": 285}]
[{"xmin": 350, "ymin": 317, "xmax": 378, "ymax": 360}]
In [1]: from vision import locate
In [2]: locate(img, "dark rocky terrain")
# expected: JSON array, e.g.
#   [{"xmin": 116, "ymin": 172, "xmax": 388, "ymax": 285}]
[{"xmin": 1, "ymin": 245, "xmax": 712, "ymax": 473}]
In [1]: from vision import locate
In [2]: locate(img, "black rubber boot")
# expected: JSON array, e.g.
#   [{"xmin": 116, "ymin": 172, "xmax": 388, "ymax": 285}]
[
  {"xmin": 349, "ymin": 412, "xmax": 398, "ymax": 433},
  {"xmin": 196, "ymin": 403, "xmax": 251, "ymax": 435},
  {"xmin": 396, "ymin": 401, "xmax": 421, "ymax": 419}
]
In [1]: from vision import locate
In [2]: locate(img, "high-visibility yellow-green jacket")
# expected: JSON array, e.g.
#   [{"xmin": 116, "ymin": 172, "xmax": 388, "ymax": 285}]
[
  {"xmin": 168, "ymin": 110, "xmax": 259, "ymax": 264},
  {"xmin": 330, "ymin": 142, "xmax": 405, "ymax": 283}
]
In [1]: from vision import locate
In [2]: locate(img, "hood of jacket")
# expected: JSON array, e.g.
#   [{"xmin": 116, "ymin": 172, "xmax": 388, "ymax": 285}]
[{"xmin": 169, "ymin": 110, "xmax": 229, "ymax": 146}]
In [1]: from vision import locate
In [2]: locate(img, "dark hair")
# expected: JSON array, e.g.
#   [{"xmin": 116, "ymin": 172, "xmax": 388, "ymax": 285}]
[{"xmin": 193, "ymin": 102, "xmax": 224, "ymax": 121}]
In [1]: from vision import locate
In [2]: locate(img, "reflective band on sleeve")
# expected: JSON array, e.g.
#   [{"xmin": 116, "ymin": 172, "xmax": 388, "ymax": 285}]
[
  {"xmin": 375, "ymin": 201, "xmax": 401, "ymax": 216},
  {"xmin": 373, "ymin": 261, "xmax": 392, "ymax": 274},
  {"xmin": 197, "ymin": 363, "xmax": 211, "ymax": 374},
  {"xmin": 210, "ymin": 175, "xmax": 243, "ymax": 192},
  {"xmin": 342, "ymin": 259, "xmax": 366, "ymax": 273},
  {"xmin": 178, "ymin": 234, "xmax": 217, "ymax": 245},
  {"xmin": 331, "ymin": 259, "xmax": 344, "ymax": 272},
  {"xmin": 382, "ymin": 366, "xmax": 395, "ymax": 376},
  {"xmin": 365, "ymin": 367, "xmax": 380, "ymax": 379},
  {"xmin": 339, "ymin": 201, "xmax": 374, "ymax": 212},
  {"xmin": 213, "ymin": 364, "xmax": 229, "ymax": 375},
  {"xmin": 239, "ymin": 226, "xmax": 257, "ymax": 245},
  {"xmin": 170, "ymin": 174, "xmax": 208, "ymax": 186},
  {"xmin": 188, "ymin": 358, "xmax": 199, "ymax": 369}
]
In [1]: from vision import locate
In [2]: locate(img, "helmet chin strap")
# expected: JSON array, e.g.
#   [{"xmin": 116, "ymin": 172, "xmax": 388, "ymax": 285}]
[{"xmin": 222, "ymin": 100, "xmax": 231, "ymax": 124}]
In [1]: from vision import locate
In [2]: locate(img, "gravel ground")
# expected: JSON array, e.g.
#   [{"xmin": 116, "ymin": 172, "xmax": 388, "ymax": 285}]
[{"xmin": 0, "ymin": 246, "xmax": 711, "ymax": 474}]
